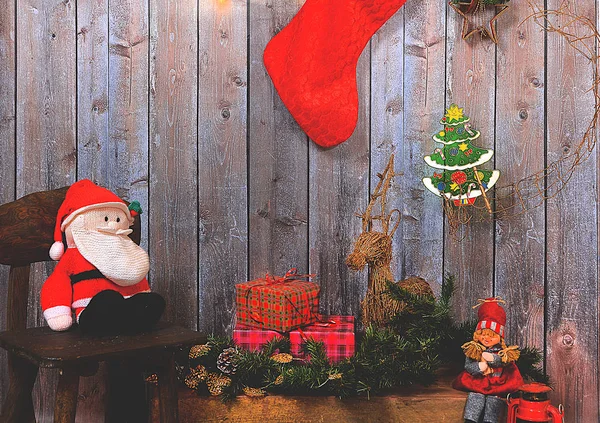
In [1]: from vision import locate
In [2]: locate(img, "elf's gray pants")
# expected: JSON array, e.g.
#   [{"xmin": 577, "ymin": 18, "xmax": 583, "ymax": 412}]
[{"xmin": 464, "ymin": 392, "xmax": 505, "ymax": 423}]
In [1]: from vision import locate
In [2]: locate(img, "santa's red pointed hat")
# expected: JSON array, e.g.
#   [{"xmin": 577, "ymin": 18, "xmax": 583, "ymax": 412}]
[
  {"xmin": 474, "ymin": 297, "xmax": 506, "ymax": 337},
  {"xmin": 49, "ymin": 179, "xmax": 138, "ymax": 261}
]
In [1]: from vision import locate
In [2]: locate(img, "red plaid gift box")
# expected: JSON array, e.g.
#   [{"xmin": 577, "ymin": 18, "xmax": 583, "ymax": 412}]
[
  {"xmin": 236, "ymin": 268, "xmax": 320, "ymax": 332},
  {"xmin": 233, "ymin": 323, "xmax": 285, "ymax": 352},
  {"xmin": 289, "ymin": 315, "xmax": 355, "ymax": 363}
]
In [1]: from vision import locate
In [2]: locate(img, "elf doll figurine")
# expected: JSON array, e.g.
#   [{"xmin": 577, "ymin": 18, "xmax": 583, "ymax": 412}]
[
  {"xmin": 42, "ymin": 179, "xmax": 165, "ymax": 335},
  {"xmin": 452, "ymin": 298, "xmax": 524, "ymax": 423}
]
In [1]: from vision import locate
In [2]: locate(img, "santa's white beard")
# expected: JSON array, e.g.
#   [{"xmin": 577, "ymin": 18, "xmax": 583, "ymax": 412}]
[{"xmin": 72, "ymin": 228, "xmax": 150, "ymax": 287}]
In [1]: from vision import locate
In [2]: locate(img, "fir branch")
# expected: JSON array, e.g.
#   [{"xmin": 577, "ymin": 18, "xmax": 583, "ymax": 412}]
[
  {"xmin": 517, "ymin": 346, "xmax": 550, "ymax": 385},
  {"xmin": 301, "ymin": 338, "xmax": 331, "ymax": 368},
  {"xmin": 261, "ymin": 336, "xmax": 291, "ymax": 356},
  {"xmin": 440, "ymin": 274, "xmax": 455, "ymax": 307},
  {"xmin": 235, "ymin": 350, "xmax": 278, "ymax": 387}
]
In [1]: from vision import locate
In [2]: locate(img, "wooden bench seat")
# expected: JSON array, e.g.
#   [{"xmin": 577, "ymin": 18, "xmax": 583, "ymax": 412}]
[{"xmin": 0, "ymin": 321, "xmax": 203, "ymax": 368}]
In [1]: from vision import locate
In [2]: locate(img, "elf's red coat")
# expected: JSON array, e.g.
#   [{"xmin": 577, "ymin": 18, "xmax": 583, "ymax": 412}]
[
  {"xmin": 41, "ymin": 248, "xmax": 150, "ymax": 320},
  {"xmin": 452, "ymin": 362, "xmax": 524, "ymax": 396}
]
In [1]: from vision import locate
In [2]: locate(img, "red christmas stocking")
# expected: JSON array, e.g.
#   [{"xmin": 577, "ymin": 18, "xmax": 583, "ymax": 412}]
[{"xmin": 263, "ymin": 0, "xmax": 407, "ymax": 148}]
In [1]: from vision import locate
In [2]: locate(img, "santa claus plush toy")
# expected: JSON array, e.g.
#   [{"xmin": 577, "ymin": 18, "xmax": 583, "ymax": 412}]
[{"xmin": 42, "ymin": 179, "xmax": 165, "ymax": 335}]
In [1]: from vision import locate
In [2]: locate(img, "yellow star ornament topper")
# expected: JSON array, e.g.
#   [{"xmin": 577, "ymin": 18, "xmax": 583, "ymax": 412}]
[{"xmin": 445, "ymin": 104, "xmax": 464, "ymax": 123}]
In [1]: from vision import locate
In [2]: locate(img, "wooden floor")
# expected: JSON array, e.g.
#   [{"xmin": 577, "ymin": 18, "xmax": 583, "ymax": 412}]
[{"xmin": 150, "ymin": 376, "xmax": 468, "ymax": 423}]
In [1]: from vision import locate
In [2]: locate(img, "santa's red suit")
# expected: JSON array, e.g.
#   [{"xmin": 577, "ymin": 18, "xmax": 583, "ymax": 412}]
[{"xmin": 41, "ymin": 247, "xmax": 150, "ymax": 323}]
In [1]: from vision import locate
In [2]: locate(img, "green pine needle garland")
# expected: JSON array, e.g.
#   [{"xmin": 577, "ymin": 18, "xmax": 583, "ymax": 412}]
[{"xmin": 181, "ymin": 274, "xmax": 547, "ymax": 398}]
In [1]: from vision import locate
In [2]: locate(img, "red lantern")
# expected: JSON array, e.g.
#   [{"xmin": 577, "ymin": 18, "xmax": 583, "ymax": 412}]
[{"xmin": 507, "ymin": 383, "xmax": 564, "ymax": 423}]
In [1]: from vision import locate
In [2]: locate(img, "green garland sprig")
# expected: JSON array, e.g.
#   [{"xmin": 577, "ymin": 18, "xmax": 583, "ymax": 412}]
[{"xmin": 178, "ymin": 274, "xmax": 547, "ymax": 398}]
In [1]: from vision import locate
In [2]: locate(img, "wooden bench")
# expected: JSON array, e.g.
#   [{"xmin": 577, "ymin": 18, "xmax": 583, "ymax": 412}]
[{"xmin": 0, "ymin": 187, "xmax": 206, "ymax": 423}]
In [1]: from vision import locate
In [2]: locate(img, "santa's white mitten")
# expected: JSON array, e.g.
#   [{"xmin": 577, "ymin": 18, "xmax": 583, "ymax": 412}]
[{"xmin": 44, "ymin": 306, "xmax": 73, "ymax": 331}]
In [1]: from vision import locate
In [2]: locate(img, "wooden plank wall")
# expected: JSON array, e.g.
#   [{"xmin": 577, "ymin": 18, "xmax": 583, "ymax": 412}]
[
  {"xmin": 0, "ymin": 0, "xmax": 597, "ymax": 421},
  {"xmin": 0, "ymin": 0, "xmax": 16, "ymax": 410}
]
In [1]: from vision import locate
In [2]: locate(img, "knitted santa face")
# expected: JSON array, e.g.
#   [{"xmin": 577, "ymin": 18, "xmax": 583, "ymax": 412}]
[
  {"xmin": 49, "ymin": 180, "xmax": 149, "ymax": 286},
  {"xmin": 64, "ymin": 207, "xmax": 149, "ymax": 286}
]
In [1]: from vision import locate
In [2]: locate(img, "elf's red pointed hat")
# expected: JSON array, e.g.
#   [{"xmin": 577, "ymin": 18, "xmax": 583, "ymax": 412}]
[
  {"xmin": 475, "ymin": 297, "xmax": 506, "ymax": 337},
  {"xmin": 49, "ymin": 179, "xmax": 137, "ymax": 261}
]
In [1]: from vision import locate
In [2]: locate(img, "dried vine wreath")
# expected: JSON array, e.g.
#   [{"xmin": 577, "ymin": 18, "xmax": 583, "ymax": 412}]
[{"xmin": 446, "ymin": 1, "xmax": 599, "ymax": 233}]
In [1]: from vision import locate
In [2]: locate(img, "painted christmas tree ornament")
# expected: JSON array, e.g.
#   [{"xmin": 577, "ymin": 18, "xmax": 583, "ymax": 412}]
[{"xmin": 423, "ymin": 104, "xmax": 499, "ymax": 208}]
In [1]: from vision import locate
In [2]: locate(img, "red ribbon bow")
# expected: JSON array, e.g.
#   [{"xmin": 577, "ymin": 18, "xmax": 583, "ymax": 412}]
[{"xmin": 264, "ymin": 268, "xmax": 315, "ymax": 285}]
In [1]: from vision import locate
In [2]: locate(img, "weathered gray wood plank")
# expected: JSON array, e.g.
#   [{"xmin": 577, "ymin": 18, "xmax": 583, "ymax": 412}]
[
  {"xmin": 0, "ymin": 0, "xmax": 16, "ymax": 407},
  {"xmin": 248, "ymin": 0, "xmax": 309, "ymax": 280},
  {"xmin": 545, "ymin": 0, "xmax": 598, "ymax": 419},
  {"xmin": 16, "ymin": 1, "xmax": 76, "ymax": 421},
  {"xmin": 494, "ymin": 0, "xmax": 545, "ymax": 353},
  {"xmin": 198, "ymin": 0, "xmax": 248, "ymax": 335},
  {"xmin": 149, "ymin": 0, "xmax": 198, "ymax": 329},
  {"xmin": 444, "ymin": 7, "xmax": 496, "ymax": 319},
  {"xmin": 77, "ymin": 0, "xmax": 109, "ymax": 184},
  {"xmin": 308, "ymin": 50, "xmax": 370, "ymax": 318},
  {"xmin": 75, "ymin": 2, "xmax": 110, "ymax": 420},
  {"xmin": 370, "ymin": 8, "xmax": 404, "ymax": 282},
  {"xmin": 108, "ymin": 0, "xmax": 149, "ymax": 250},
  {"xmin": 400, "ymin": 0, "xmax": 446, "ymax": 293}
]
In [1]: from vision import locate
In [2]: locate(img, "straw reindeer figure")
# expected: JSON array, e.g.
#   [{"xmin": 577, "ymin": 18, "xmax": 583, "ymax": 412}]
[{"xmin": 346, "ymin": 154, "xmax": 401, "ymax": 327}]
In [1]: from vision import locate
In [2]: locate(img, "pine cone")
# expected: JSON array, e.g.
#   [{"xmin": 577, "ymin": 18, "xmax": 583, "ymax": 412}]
[
  {"xmin": 189, "ymin": 344, "xmax": 211, "ymax": 359},
  {"xmin": 216, "ymin": 347, "xmax": 239, "ymax": 375},
  {"xmin": 328, "ymin": 371, "xmax": 342, "ymax": 380},
  {"xmin": 206, "ymin": 373, "xmax": 232, "ymax": 396},
  {"xmin": 184, "ymin": 367, "xmax": 207, "ymax": 390},
  {"xmin": 271, "ymin": 353, "xmax": 293, "ymax": 364},
  {"xmin": 274, "ymin": 374, "xmax": 284, "ymax": 385},
  {"xmin": 195, "ymin": 364, "xmax": 208, "ymax": 380},
  {"xmin": 243, "ymin": 386, "xmax": 266, "ymax": 397}
]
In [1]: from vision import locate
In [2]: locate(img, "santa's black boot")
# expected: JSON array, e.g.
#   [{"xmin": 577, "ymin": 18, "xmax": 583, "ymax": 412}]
[
  {"xmin": 78, "ymin": 290, "xmax": 126, "ymax": 335},
  {"xmin": 123, "ymin": 292, "xmax": 166, "ymax": 334}
]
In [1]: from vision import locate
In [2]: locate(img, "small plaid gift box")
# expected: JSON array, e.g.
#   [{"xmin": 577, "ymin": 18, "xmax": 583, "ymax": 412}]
[
  {"xmin": 236, "ymin": 268, "xmax": 320, "ymax": 332},
  {"xmin": 289, "ymin": 315, "xmax": 355, "ymax": 363},
  {"xmin": 233, "ymin": 323, "xmax": 285, "ymax": 352}
]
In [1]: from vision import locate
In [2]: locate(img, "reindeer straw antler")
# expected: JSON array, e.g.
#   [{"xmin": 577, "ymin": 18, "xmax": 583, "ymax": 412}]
[{"xmin": 357, "ymin": 154, "xmax": 401, "ymax": 235}]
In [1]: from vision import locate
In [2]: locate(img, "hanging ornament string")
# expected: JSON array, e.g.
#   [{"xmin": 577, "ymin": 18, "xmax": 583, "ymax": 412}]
[{"xmin": 472, "ymin": 297, "xmax": 506, "ymax": 309}]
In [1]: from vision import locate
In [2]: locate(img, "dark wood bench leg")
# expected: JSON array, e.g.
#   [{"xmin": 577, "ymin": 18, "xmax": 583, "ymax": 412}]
[
  {"xmin": 54, "ymin": 368, "xmax": 79, "ymax": 423},
  {"xmin": 106, "ymin": 360, "xmax": 147, "ymax": 423},
  {"xmin": 0, "ymin": 354, "xmax": 38, "ymax": 423},
  {"xmin": 157, "ymin": 352, "xmax": 178, "ymax": 423}
]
